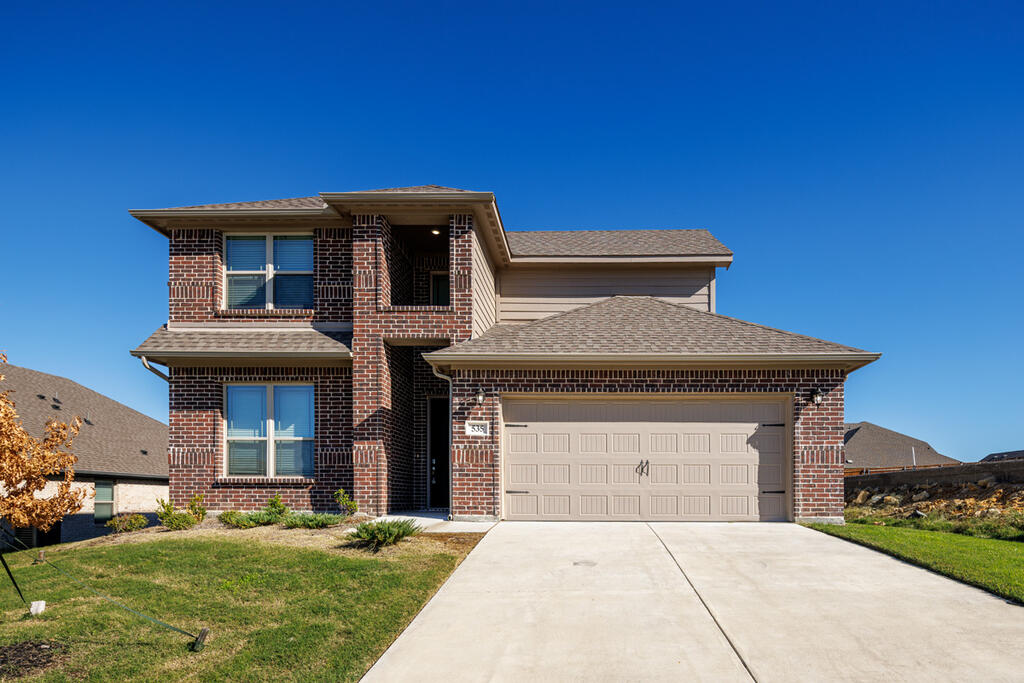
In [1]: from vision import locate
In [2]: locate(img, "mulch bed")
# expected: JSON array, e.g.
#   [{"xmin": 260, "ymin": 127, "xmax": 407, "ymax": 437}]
[{"xmin": 0, "ymin": 640, "xmax": 64, "ymax": 679}]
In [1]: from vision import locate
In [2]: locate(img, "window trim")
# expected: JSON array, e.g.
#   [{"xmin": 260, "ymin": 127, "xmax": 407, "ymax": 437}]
[
  {"xmin": 94, "ymin": 479, "xmax": 115, "ymax": 525},
  {"xmin": 429, "ymin": 270, "xmax": 451, "ymax": 307},
  {"xmin": 223, "ymin": 383, "xmax": 315, "ymax": 479},
  {"xmin": 223, "ymin": 233, "xmax": 314, "ymax": 311}
]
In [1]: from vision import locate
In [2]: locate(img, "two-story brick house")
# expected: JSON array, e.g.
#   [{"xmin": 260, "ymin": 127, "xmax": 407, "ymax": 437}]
[{"xmin": 130, "ymin": 185, "xmax": 879, "ymax": 523}]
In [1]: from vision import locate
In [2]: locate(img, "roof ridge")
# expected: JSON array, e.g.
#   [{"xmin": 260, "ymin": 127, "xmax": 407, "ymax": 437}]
[
  {"xmin": 507, "ymin": 228, "xmax": 713, "ymax": 234},
  {"xmin": 656, "ymin": 298, "xmax": 868, "ymax": 353}
]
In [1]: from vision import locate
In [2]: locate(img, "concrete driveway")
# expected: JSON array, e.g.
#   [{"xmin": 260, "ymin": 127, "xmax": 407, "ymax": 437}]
[{"xmin": 364, "ymin": 523, "xmax": 1024, "ymax": 682}]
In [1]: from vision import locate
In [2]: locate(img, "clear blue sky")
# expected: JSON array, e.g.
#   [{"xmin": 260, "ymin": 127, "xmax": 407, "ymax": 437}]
[{"xmin": 2, "ymin": 2, "xmax": 1021, "ymax": 462}]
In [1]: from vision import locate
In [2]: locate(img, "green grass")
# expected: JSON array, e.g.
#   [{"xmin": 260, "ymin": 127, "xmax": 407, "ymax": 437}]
[
  {"xmin": 0, "ymin": 535, "xmax": 466, "ymax": 681},
  {"xmin": 809, "ymin": 523, "xmax": 1024, "ymax": 604}
]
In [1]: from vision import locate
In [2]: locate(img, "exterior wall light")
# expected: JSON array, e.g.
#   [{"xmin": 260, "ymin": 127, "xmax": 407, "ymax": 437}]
[
  {"xmin": 810, "ymin": 388, "xmax": 825, "ymax": 406},
  {"xmin": 475, "ymin": 388, "xmax": 486, "ymax": 405}
]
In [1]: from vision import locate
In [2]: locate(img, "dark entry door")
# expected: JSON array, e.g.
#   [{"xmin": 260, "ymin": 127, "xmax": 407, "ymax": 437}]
[{"xmin": 428, "ymin": 397, "xmax": 450, "ymax": 508}]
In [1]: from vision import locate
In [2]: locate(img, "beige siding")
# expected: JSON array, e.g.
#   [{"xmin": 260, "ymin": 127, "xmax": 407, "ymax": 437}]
[
  {"xmin": 471, "ymin": 226, "xmax": 497, "ymax": 336},
  {"xmin": 498, "ymin": 266, "xmax": 713, "ymax": 323}
]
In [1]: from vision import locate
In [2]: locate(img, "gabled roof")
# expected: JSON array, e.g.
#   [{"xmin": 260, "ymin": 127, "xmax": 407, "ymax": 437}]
[
  {"xmin": 131, "ymin": 327, "xmax": 352, "ymax": 365},
  {"xmin": 358, "ymin": 185, "xmax": 474, "ymax": 193},
  {"xmin": 506, "ymin": 229, "xmax": 732, "ymax": 258},
  {"xmin": 844, "ymin": 422, "xmax": 958, "ymax": 469},
  {"xmin": 981, "ymin": 450, "xmax": 1024, "ymax": 463},
  {"xmin": 150, "ymin": 196, "xmax": 328, "ymax": 211},
  {"xmin": 425, "ymin": 296, "xmax": 880, "ymax": 369},
  {"xmin": 0, "ymin": 364, "xmax": 167, "ymax": 479}
]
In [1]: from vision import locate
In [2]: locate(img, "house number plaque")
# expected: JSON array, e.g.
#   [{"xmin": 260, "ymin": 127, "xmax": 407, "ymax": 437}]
[{"xmin": 465, "ymin": 421, "xmax": 490, "ymax": 437}]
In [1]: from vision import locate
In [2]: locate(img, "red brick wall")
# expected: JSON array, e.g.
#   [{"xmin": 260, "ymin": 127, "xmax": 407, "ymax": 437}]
[
  {"xmin": 167, "ymin": 366, "xmax": 352, "ymax": 510},
  {"xmin": 350, "ymin": 214, "xmax": 475, "ymax": 514},
  {"xmin": 448, "ymin": 368, "xmax": 847, "ymax": 521},
  {"xmin": 168, "ymin": 226, "xmax": 353, "ymax": 324}
]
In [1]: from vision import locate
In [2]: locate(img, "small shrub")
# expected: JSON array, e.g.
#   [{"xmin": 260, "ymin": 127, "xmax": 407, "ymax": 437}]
[
  {"xmin": 264, "ymin": 493, "xmax": 289, "ymax": 518},
  {"xmin": 219, "ymin": 510, "xmax": 257, "ymax": 529},
  {"xmin": 155, "ymin": 498, "xmax": 176, "ymax": 525},
  {"xmin": 245, "ymin": 509, "xmax": 284, "ymax": 526},
  {"xmin": 282, "ymin": 512, "xmax": 346, "ymax": 529},
  {"xmin": 162, "ymin": 511, "xmax": 198, "ymax": 531},
  {"xmin": 351, "ymin": 519, "xmax": 421, "ymax": 551},
  {"xmin": 186, "ymin": 494, "xmax": 207, "ymax": 522},
  {"xmin": 333, "ymin": 488, "xmax": 358, "ymax": 516},
  {"xmin": 156, "ymin": 498, "xmax": 199, "ymax": 530},
  {"xmin": 105, "ymin": 513, "xmax": 149, "ymax": 534}
]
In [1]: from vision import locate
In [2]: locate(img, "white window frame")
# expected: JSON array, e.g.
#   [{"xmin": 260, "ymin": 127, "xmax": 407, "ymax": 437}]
[
  {"xmin": 223, "ymin": 383, "xmax": 315, "ymax": 478},
  {"xmin": 223, "ymin": 234, "xmax": 314, "ymax": 310}
]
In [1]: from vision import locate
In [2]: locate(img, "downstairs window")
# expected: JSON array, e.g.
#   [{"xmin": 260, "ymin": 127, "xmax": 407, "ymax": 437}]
[{"xmin": 225, "ymin": 385, "xmax": 314, "ymax": 477}]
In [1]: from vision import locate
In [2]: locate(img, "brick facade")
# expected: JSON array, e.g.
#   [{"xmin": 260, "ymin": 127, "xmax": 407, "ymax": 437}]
[
  {"xmin": 448, "ymin": 368, "xmax": 847, "ymax": 521},
  {"xmin": 160, "ymin": 211, "xmax": 851, "ymax": 522},
  {"xmin": 168, "ymin": 226, "xmax": 352, "ymax": 324},
  {"xmin": 168, "ymin": 366, "xmax": 352, "ymax": 510}
]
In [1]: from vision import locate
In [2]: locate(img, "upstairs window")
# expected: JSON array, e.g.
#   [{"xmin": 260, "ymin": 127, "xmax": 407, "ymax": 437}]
[
  {"xmin": 430, "ymin": 272, "xmax": 450, "ymax": 306},
  {"xmin": 226, "ymin": 385, "xmax": 314, "ymax": 478},
  {"xmin": 225, "ymin": 235, "xmax": 313, "ymax": 310}
]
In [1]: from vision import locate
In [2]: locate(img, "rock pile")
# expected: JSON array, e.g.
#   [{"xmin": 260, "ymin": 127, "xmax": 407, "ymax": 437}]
[{"xmin": 846, "ymin": 479, "xmax": 1024, "ymax": 519}]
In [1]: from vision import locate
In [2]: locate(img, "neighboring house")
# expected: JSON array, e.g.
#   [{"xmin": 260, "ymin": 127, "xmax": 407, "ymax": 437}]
[
  {"xmin": 0, "ymin": 364, "xmax": 168, "ymax": 547},
  {"xmin": 981, "ymin": 450, "xmax": 1024, "ymax": 463},
  {"xmin": 129, "ymin": 185, "xmax": 880, "ymax": 524},
  {"xmin": 843, "ymin": 421, "xmax": 959, "ymax": 475}
]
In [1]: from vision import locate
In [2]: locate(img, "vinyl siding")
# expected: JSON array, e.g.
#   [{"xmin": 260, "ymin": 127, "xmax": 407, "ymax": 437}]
[
  {"xmin": 471, "ymin": 226, "xmax": 497, "ymax": 336},
  {"xmin": 498, "ymin": 266, "xmax": 713, "ymax": 323}
]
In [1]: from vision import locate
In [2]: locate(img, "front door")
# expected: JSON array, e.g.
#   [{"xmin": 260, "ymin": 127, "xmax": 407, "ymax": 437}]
[{"xmin": 428, "ymin": 397, "xmax": 450, "ymax": 508}]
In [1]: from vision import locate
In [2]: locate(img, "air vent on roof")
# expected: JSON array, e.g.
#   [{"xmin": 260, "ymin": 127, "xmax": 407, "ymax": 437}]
[
  {"xmin": 83, "ymin": 418, "xmax": 93, "ymax": 425},
  {"xmin": 36, "ymin": 394, "xmax": 45, "ymax": 400},
  {"xmin": 50, "ymin": 404, "xmax": 61, "ymax": 411},
  {"xmin": 140, "ymin": 449, "xmax": 148, "ymax": 455}
]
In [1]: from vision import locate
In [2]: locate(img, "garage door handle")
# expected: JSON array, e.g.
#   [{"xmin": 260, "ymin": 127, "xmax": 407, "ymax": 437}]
[
  {"xmin": 505, "ymin": 490, "xmax": 530, "ymax": 494},
  {"xmin": 761, "ymin": 490, "xmax": 785, "ymax": 494}
]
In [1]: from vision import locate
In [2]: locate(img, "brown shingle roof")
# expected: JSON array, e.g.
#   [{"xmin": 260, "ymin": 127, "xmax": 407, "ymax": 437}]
[
  {"xmin": 430, "ymin": 296, "xmax": 873, "ymax": 360},
  {"xmin": 506, "ymin": 229, "xmax": 732, "ymax": 257},
  {"xmin": 0, "ymin": 364, "xmax": 167, "ymax": 479},
  {"xmin": 132, "ymin": 327, "xmax": 352, "ymax": 360},
  {"xmin": 359, "ymin": 185, "xmax": 474, "ymax": 193},
  {"xmin": 844, "ymin": 422, "xmax": 958, "ymax": 468},
  {"xmin": 154, "ymin": 196, "xmax": 328, "ymax": 210}
]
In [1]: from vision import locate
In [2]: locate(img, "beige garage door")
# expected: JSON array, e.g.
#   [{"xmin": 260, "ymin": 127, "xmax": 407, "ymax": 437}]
[{"xmin": 503, "ymin": 398, "xmax": 789, "ymax": 521}]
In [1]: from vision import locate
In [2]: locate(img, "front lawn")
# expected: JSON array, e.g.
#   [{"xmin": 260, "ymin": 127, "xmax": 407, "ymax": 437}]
[
  {"xmin": 0, "ymin": 529, "xmax": 481, "ymax": 681},
  {"xmin": 809, "ymin": 523, "xmax": 1024, "ymax": 604}
]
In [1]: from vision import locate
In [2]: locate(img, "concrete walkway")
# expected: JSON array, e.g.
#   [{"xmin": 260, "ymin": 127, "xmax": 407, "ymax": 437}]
[{"xmin": 364, "ymin": 522, "xmax": 1024, "ymax": 682}]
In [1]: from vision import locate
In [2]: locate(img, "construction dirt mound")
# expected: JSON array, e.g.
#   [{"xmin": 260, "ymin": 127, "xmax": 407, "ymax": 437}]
[{"xmin": 847, "ymin": 476, "xmax": 1024, "ymax": 519}]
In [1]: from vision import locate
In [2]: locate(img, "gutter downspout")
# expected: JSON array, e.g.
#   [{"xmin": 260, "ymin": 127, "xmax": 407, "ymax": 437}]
[
  {"xmin": 431, "ymin": 365, "xmax": 454, "ymax": 521},
  {"xmin": 140, "ymin": 356, "xmax": 169, "ymax": 382}
]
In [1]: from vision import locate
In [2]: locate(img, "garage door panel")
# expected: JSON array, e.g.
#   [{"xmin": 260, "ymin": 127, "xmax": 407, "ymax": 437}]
[{"xmin": 503, "ymin": 398, "xmax": 790, "ymax": 521}]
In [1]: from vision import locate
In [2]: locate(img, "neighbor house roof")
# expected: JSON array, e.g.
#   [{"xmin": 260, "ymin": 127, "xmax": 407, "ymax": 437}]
[
  {"xmin": 425, "ymin": 296, "xmax": 880, "ymax": 369},
  {"xmin": 843, "ymin": 422, "xmax": 958, "ymax": 469},
  {"xmin": 131, "ymin": 327, "xmax": 353, "ymax": 365},
  {"xmin": 0, "ymin": 364, "xmax": 167, "ymax": 479},
  {"xmin": 981, "ymin": 450, "xmax": 1024, "ymax": 463},
  {"xmin": 505, "ymin": 229, "xmax": 732, "ymax": 258}
]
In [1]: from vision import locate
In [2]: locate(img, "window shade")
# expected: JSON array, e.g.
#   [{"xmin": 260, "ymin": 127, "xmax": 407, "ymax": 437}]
[
  {"xmin": 227, "ymin": 275, "xmax": 266, "ymax": 309},
  {"xmin": 95, "ymin": 481, "xmax": 113, "ymax": 502},
  {"xmin": 226, "ymin": 236, "xmax": 267, "ymax": 271},
  {"xmin": 227, "ymin": 386, "xmax": 267, "ymax": 437},
  {"xmin": 228, "ymin": 441, "xmax": 268, "ymax": 476},
  {"xmin": 274, "ymin": 440, "xmax": 313, "ymax": 477},
  {"xmin": 273, "ymin": 236, "xmax": 313, "ymax": 271},
  {"xmin": 273, "ymin": 275, "xmax": 313, "ymax": 309},
  {"xmin": 274, "ymin": 386, "xmax": 313, "ymax": 438}
]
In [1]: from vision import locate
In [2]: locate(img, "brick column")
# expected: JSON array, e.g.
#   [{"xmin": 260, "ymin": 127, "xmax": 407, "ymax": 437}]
[{"xmin": 351, "ymin": 214, "xmax": 388, "ymax": 514}]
